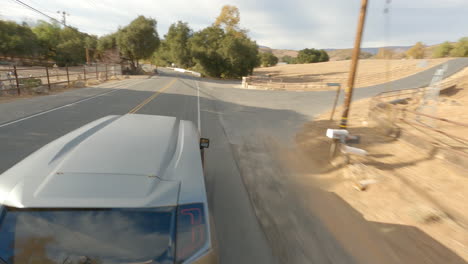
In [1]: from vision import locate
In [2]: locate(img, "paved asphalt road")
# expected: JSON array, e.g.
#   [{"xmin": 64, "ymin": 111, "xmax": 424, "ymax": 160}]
[{"xmin": 1, "ymin": 58, "xmax": 468, "ymax": 263}]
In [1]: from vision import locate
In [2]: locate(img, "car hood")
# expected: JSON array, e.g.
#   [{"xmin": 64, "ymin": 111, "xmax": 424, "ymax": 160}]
[{"xmin": 0, "ymin": 114, "xmax": 184, "ymax": 208}]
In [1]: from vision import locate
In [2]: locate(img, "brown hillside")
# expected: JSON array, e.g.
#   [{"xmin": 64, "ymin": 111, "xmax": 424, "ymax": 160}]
[{"xmin": 259, "ymin": 47, "xmax": 298, "ymax": 59}]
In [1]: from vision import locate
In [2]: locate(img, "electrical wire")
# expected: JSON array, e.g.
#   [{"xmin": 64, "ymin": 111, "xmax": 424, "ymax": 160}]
[
  {"xmin": 24, "ymin": 0, "xmax": 56, "ymax": 16},
  {"xmin": 10, "ymin": 0, "xmax": 66, "ymax": 27}
]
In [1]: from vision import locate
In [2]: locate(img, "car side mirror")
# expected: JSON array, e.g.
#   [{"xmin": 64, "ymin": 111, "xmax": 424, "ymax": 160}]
[{"xmin": 200, "ymin": 138, "xmax": 210, "ymax": 149}]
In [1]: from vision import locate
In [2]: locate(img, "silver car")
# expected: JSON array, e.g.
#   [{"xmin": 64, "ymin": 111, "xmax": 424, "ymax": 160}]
[{"xmin": 0, "ymin": 114, "xmax": 216, "ymax": 264}]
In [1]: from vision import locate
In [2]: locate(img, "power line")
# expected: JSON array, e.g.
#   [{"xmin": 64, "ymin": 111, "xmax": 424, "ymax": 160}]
[
  {"xmin": 25, "ymin": 0, "xmax": 56, "ymax": 16},
  {"xmin": 10, "ymin": 0, "xmax": 66, "ymax": 27}
]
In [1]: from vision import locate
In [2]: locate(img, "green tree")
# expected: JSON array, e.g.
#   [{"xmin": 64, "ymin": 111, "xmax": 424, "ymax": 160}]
[
  {"xmin": 97, "ymin": 33, "xmax": 117, "ymax": 52},
  {"xmin": 281, "ymin": 55, "xmax": 296, "ymax": 64},
  {"xmin": 55, "ymin": 27, "xmax": 87, "ymax": 66},
  {"xmin": 449, "ymin": 37, "xmax": 468, "ymax": 57},
  {"xmin": 296, "ymin": 48, "xmax": 329, "ymax": 63},
  {"xmin": 219, "ymin": 31, "xmax": 259, "ymax": 77},
  {"xmin": 406, "ymin": 42, "xmax": 425, "ymax": 59},
  {"xmin": 260, "ymin": 52, "xmax": 278, "ymax": 67},
  {"xmin": 318, "ymin": 49, "xmax": 329, "ymax": 62},
  {"xmin": 161, "ymin": 21, "xmax": 193, "ymax": 68},
  {"xmin": 432, "ymin": 41, "xmax": 453, "ymax": 58},
  {"xmin": 189, "ymin": 5, "xmax": 258, "ymax": 78},
  {"xmin": 0, "ymin": 20, "xmax": 39, "ymax": 57},
  {"xmin": 32, "ymin": 20, "xmax": 61, "ymax": 59},
  {"xmin": 151, "ymin": 41, "xmax": 171, "ymax": 66},
  {"xmin": 116, "ymin": 16, "xmax": 160, "ymax": 70},
  {"xmin": 189, "ymin": 26, "xmax": 227, "ymax": 77},
  {"xmin": 189, "ymin": 25, "xmax": 258, "ymax": 78}
]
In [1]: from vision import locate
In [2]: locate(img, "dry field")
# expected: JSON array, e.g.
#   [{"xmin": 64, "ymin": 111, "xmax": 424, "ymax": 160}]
[
  {"xmin": 288, "ymin": 68, "xmax": 468, "ymax": 262},
  {"xmin": 253, "ymin": 58, "xmax": 451, "ymax": 89}
]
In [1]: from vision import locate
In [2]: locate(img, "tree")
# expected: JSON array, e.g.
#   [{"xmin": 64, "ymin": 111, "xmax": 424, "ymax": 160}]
[
  {"xmin": 0, "ymin": 20, "xmax": 39, "ymax": 57},
  {"xmin": 215, "ymin": 5, "xmax": 241, "ymax": 32},
  {"xmin": 406, "ymin": 42, "xmax": 425, "ymax": 59},
  {"xmin": 219, "ymin": 31, "xmax": 259, "ymax": 77},
  {"xmin": 116, "ymin": 16, "xmax": 160, "ymax": 70},
  {"xmin": 189, "ymin": 26, "xmax": 226, "ymax": 77},
  {"xmin": 189, "ymin": 25, "xmax": 258, "ymax": 78},
  {"xmin": 281, "ymin": 55, "xmax": 296, "ymax": 64},
  {"xmin": 318, "ymin": 49, "xmax": 329, "ymax": 62},
  {"xmin": 160, "ymin": 21, "xmax": 193, "ymax": 68},
  {"xmin": 189, "ymin": 5, "xmax": 258, "ymax": 78},
  {"xmin": 97, "ymin": 33, "xmax": 117, "ymax": 52},
  {"xmin": 449, "ymin": 37, "xmax": 468, "ymax": 57},
  {"xmin": 296, "ymin": 48, "xmax": 329, "ymax": 63},
  {"xmin": 32, "ymin": 20, "xmax": 61, "ymax": 59},
  {"xmin": 260, "ymin": 52, "xmax": 278, "ymax": 67},
  {"xmin": 55, "ymin": 26, "xmax": 87, "ymax": 66},
  {"xmin": 432, "ymin": 41, "xmax": 453, "ymax": 58}
]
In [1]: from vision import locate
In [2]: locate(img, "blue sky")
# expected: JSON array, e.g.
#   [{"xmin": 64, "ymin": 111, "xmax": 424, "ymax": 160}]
[{"xmin": 2, "ymin": 0, "xmax": 467, "ymax": 50}]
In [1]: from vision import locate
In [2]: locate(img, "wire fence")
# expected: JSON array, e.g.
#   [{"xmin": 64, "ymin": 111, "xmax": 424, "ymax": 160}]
[
  {"xmin": 0, "ymin": 64, "xmax": 122, "ymax": 96},
  {"xmin": 369, "ymin": 74, "xmax": 468, "ymax": 157}
]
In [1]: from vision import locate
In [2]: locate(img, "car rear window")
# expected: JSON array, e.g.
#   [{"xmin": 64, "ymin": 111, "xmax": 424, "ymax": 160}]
[{"xmin": 0, "ymin": 206, "xmax": 176, "ymax": 264}]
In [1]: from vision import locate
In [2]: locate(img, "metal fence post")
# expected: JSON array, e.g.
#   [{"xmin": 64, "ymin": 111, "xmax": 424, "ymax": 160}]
[
  {"xmin": 95, "ymin": 64, "xmax": 98, "ymax": 79},
  {"xmin": 13, "ymin": 65, "xmax": 20, "ymax": 95},
  {"xmin": 45, "ymin": 66, "xmax": 51, "ymax": 91},
  {"xmin": 83, "ymin": 65, "xmax": 87, "ymax": 80},
  {"xmin": 66, "ymin": 66, "xmax": 70, "ymax": 87}
]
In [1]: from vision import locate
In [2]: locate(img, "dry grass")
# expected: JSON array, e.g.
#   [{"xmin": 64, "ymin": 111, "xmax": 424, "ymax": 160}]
[
  {"xmin": 253, "ymin": 58, "xmax": 451, "ymax": 90},
  {"xmin": 290, "ymin": 71, "xmax": 468, "ymax": 262}
]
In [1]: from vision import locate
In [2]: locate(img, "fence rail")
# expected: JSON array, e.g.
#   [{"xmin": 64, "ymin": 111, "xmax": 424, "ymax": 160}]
[
  {"xmin": 0, "ymin": 64, "xmax": 122, "ymax": 95},
  {"xmin": 370, "ymin": 76, "xmax": 468, "ymax": 157}
]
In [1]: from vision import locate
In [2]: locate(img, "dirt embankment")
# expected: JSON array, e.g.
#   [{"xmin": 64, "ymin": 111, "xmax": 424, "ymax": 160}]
[{"xmin": 288, "ymin": 73, "xmax": 468, "ymax": 262}]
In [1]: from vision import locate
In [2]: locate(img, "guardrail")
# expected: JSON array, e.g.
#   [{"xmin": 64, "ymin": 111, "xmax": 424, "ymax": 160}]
[{"xmin": 0, "ymin": 64, "xmax": 122, "ymax": 95}]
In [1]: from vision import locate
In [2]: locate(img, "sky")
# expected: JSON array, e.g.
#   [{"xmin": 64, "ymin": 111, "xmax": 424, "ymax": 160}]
[{"xmin": 1, "ymin": 0, "xmax": 468, "ymax": 50}]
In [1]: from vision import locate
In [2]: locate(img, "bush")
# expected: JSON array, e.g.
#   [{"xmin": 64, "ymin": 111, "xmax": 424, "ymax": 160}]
[
  {"xmin": 432, "ymin": 42, "xmax": 453, "ymax": 58},
  {"xmin": 406, "ymin": 42, "xmax": 425, "ymax": 59},
  {"xmin": 449, "ymin": 37, "xmax": 468, "ymax": 57},
  {"xmin": 19, "ymin": 78, "xmax": 42, "ymax": 88},
  {"xmin": 260, "ymin": 52, "xmax": 278, "ymax": 67},
  {"xmin": 296, "ymin": 48, "xmax": 329, "ymax": 63}
]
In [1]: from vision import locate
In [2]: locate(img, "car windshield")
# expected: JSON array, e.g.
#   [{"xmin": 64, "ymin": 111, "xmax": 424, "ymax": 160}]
[{"xmin": 0, "ymin": 207, "xmax": 176, "ymax": 264}]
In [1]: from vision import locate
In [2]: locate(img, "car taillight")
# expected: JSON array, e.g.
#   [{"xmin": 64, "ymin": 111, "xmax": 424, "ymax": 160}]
[{"xmin": 176, "ymin": 203, "xmax": 207, "ymax": 263}]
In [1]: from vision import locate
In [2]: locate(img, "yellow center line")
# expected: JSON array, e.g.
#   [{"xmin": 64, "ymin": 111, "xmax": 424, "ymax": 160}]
[{"xmin": 128, "ymin": 78, "xmax": 177, "ymax": 114}]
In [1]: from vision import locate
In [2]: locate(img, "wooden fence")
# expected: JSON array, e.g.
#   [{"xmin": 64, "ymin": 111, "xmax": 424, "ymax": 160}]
[{"xmin": 0, "ymin": 64, "xmax": 122, "ymax": 95}]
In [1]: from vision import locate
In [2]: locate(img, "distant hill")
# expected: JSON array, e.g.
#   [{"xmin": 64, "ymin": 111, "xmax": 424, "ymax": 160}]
[
  {"xmin": 259, "ymin": 43, "xmax": 450, "ymax": 62},
  {"xmin": 258, "ymin": 46, "xmax": 298, "ymax": 59},
  {"xmin": 325, "ymin": 46, "xmax": 412, "ymax": 55}
]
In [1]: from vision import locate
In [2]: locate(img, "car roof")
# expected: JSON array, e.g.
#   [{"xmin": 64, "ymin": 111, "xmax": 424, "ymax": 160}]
[{"xmin": 0, "ymin": 114, "xmax": 206, "ymax": 208}]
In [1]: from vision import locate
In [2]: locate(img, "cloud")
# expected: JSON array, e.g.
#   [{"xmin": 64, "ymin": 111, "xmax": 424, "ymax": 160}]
[{"xmin": 2, "ymin": 0, "xmax": 468, "ymax": 49}]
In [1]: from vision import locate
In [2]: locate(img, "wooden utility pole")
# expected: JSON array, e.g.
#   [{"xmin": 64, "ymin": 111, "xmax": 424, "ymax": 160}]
[{"xmin": 340, "ymin": 0, "xmax": 369, "ymax": 129}]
